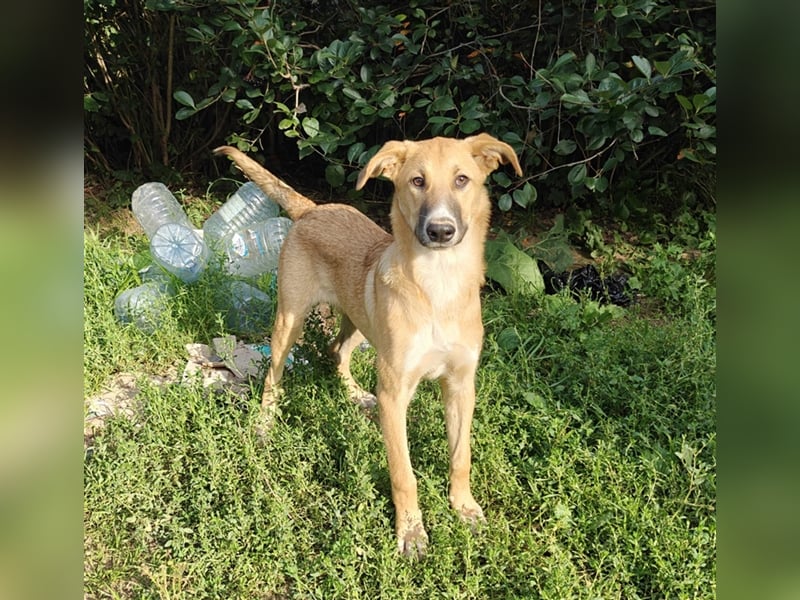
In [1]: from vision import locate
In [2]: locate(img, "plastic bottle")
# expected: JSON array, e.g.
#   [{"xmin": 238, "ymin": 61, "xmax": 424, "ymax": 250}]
[
  {"xmin": 222, "ymin": 217, "xmax": 293, "ymax": 277},
  {"xmin": 114, "ymin": 282, "xmax": 171, "ymax": 333},
  {"xmin": 203, "ymin": 182, "xmax": 280, "ymax": 249},
  {"xmin": 150, "ymin": 223, "xmax": 210, "ymax": 283},
  {"xmin": 223, "ymin": 280, "xmax": 273, "ymax": 335},
  {"xmin": 131, "ymin": 182, "xmax": 194, "ymax": 238},
  {"xmin": 131, "ymin": 182, "xmax": 209, "ymax": 283},
  {"xmin": 138, "ymin": 264, "xmax": 176, "ymax": 294}
]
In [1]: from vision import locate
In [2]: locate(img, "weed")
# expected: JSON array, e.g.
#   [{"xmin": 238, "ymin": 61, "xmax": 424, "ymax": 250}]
[{"xmin": 84, "ymin": 227, "xmax": 715, "ymax": 598}]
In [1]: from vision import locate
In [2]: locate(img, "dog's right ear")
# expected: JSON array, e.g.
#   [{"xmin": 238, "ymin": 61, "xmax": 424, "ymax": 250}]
[{"xmin": 355, "ymin": 141, "xmax": 409, "ymax": 190}]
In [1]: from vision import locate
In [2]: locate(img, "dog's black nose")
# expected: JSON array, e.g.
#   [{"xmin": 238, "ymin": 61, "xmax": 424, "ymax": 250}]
[{"xmin": 426, "ymin": 220, "xmax": 456, "ymax": 244}]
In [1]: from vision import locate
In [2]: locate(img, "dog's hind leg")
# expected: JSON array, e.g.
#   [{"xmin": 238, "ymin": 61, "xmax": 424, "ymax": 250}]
[
  {"xmin": 329, "ymin": 314, "xmax": 377, "ymax": 408},
  {"xmin": 262, "ymin": 305, "xmax": 307, "ymax": 413}
]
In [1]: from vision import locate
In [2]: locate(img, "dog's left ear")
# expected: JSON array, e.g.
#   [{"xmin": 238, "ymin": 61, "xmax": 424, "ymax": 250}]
[
  {"xmin": 356, "ymin": 140, "xmax": 409, "ymax": 190},
  {"xmin": 466, "ymin": 133, "xmax": 523, "ymax": 177}
]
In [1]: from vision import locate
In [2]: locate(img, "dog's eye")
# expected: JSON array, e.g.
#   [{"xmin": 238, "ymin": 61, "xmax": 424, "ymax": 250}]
[
  {"xmin": 411, "ymin": 176, "xmax": 425, "ymax": 188},
  {"xmin": 455, "ymin": 174, "xmax": 470, "ymax": 188}
]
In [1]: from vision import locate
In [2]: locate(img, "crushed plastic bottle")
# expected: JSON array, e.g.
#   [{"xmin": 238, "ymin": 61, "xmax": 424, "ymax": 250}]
[
  {"xmin": 113, "ymin": 282, "xmax": 171, "ymax": 333},
  {"xmin": 138, "ymin": 264, "xmax": 176, "ymax": 294},
  {"xmin": 222, "ymin": 217, "xmax": 293, "ymax": 278},
  {"xmin": 223, "ymin": 280, "xmax": 273, "ymax": 335},
  {"xmin": 203, "ymin": 182, "xmax": 280, "ymax": 250},
  {"xmin": 131, "ymin": 182, "xmax": 194, "ymax": 238}
]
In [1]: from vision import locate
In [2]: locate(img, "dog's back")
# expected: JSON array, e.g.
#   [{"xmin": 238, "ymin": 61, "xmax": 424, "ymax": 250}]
[
  {"xmin": 278, "ymin": 204, "xmax": 391, "ymax": 336},
  {"xmin": 215, "ymin": 146, "xmax": 392, "ymax": 338}
]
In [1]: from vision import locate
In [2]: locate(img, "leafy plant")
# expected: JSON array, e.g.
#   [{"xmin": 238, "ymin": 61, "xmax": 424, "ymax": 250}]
[
  {"xmin": 85, "ymin": 0, "xmax": 715, "ymax": 221},
  {"xmin": 84, "ymin": 224, "xmax": 716, "ymax": 598}
]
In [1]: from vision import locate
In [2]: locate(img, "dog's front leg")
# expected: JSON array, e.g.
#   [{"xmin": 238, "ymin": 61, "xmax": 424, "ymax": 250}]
[
  {"xmin": 441, "ymin": 362, "xmax": 484, "ymax": 525},
  {"xmin": 376, "ymin": 367, "xmax": 428, "ymax": 557}
]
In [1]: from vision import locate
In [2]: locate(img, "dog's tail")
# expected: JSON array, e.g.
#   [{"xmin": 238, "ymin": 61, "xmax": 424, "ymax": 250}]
[{"xmin": 213, "ymin": 146, "xmax": 316, "ymax": 220}]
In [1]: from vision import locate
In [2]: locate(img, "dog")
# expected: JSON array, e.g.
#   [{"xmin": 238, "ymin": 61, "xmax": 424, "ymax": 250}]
[{"xmin": 215, "ymin": 134, "xmax": 522, "ymax": 556}]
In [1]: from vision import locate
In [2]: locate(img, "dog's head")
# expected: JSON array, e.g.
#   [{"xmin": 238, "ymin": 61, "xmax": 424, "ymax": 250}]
[{"xmin": 356, "ymin": 134, "xmax": 522, "ymax": 249}]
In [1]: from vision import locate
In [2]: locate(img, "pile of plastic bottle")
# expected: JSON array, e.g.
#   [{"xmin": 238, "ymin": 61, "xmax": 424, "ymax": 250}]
[{"xmin": 114, "ymin": 181, "xmax": 293, "ymax": 335}]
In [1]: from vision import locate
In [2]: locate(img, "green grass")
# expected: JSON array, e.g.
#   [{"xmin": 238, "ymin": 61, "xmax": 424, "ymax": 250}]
[{"xmin": 84, "ymin": 226, "xmax": 715, "ymax": 599}]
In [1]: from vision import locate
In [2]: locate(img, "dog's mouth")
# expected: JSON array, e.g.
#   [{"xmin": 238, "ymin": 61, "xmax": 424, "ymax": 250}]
[{"xmin": 415, "ymin": 203, "xmax": 466, "ymax": 249}]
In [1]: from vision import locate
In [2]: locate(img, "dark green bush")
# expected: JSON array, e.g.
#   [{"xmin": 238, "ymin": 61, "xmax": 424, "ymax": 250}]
[{"xmin": 84, "ymin": 0, "xmax": 715, "ymax": 217}]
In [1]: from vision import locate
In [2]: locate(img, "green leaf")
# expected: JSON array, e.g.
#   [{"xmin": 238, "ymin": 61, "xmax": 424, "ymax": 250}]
[
  {"xmin": 497, "ymin": 327, "xmax": 521, "ymax": 352},
  {"xmin": 485, "ymin": 234, "xmax": 544, "ymax": 296},
  {"xmin": 692, "ymin": 93, "xmax": 712, "ymax": 111},
  {"xmin": 173, "ymin": 90, "xmax": 196, "ymax": 109},
  {"xmin": 586, "ymin": 135, "xmax": 608, "ymax": 151},
  {"xmin": 325, "ymin": 164, "xmax": 345, "ymax": 187},
  {"xmin": 84, "ymin": 94, "xmax": 100, "ymax": 112},
  {"xmin": 512, "ymin": 183, "xmax": 537, "ymax": 208},
  {"xmin": 612, "ymin": 5, "xmax": 628, "ymax": 17},
  {"xmin": 553, "ymin": 51, "xmax": 576, "ymax": 70},
  {"xmin": 301, "ymin": 117, "xmax": 320, "ymax": 137},
  {"xmin": 622, "ymin": 111, "xmax": 643, "ymax": 131},
  {"xmin": 653, "ymin": 60, "xmax": 670, "ymax": 77},
  {"xmin": 243, "ymin": 107, "xmax": 261, "ymax": 125},
  {"xmin": 347, "ymin": 142, "xmax": 366, "ymax": 164},
  {"xmin": 273, "ymin": 101, "xmax": 292, "ymax": 115},
  {"xmin": 561, "ymin": 90, "xmax": 592, "ymax": 106},
  {"xmin": 459, "ymin": 119, "xmax": 482, "ymax": 134},
  {"xmin": 175, "ymin": 107, "xmax": 196, "ymax": 121},
  {"xmin": 676, "ymin": 94, "xmax": 693, "ymax": 112},
  {"xmin": 585, "ymin": 176, "xmax": 608, "ymax": 192},
  {"xmin": 553, "ymin": 139, "xmax": 577, "ymax": 156},
  {"xmin": 498, "ymin": 193, "xmax": 512, "ymax": 212},
  {"xmin": 568, "ymin": 163, "xmax": 587, "ymax": 185},
  {"xmin": 631, "ymin": 55, "xmax": 652, "ymax": 80},
  {"xmin": 492, "ymin": 171, "xmax": 512, "ymax": 188},
  {"xmin": 429, "ymin": 95, "xmax": 456, "ymax": 113},
  {"xmin": 342, "ymin": 87, "xmax": 364, "ymax": 101},
  {"xmin": 585, "ymin": 52, "xmax": 596, "ymax": 77},
  {"xmin": 648, "ymin": 126, "xmax": 668, "ymax": 137},
  {"xmin": 235, "ymin": 99, "xmax": 254, "ymax": 110}
]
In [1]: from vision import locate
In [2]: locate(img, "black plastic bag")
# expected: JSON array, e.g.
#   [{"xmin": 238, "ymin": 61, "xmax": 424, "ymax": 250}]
[{"xmin": 538, "ymin": 261, "xmax": 632, "ymax": 307}]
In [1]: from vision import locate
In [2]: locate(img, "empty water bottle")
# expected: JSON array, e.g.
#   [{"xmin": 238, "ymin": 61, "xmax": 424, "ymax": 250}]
[
  {"xmin": 114, "ymin": 282, "xmax": 171, "ymax": 333},
  {"xmin": 131, "ymin": 182, "xmax": 194, "ymax": 237},
  {"xmin": 203, "ymin": 182, "xmax": 280, "ymax": 249},
  {"xmin": 223, "ymin": 280, "xmax": 273, "ymax": 335},
  {"xmin": 150, "ymin": 223, "xmax": 210, "ymax": 283},
  {"xmin": 222, "ymin": 217, "xmax": 293, "ymax": 277},
  {"xmin": 131, "ymin": 182, "xmax": 209, "ymax": 283},
  {"xmin": 138, "ymin": 264, "xmax": 176, "ymax": 294}
]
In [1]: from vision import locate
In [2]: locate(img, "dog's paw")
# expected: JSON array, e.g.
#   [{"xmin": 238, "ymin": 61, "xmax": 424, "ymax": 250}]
[
  {"xmin": 253, "ymin": 392, "xmax": 282, "ymax": 441},
  {"xmin": 354, "ymin": 391, "xmax": 377, "ymax": 409},
  {"xmin": 252, "ymin": 404, "xmax": 280, "ymax": 441},
  {"xmin": 397, "ymin": 520, "xmax": 429, "ymax": 559},
  {"xmin": 458, "ymin": 505, "xmax": 486, "ymax": 533},
  {"xmin": 451, "ymin": 496, "xmax": 485, "ymax": 531},
  {"xmin": 345, "ymin": 383, "xmax": 377, "ymax": 409}
]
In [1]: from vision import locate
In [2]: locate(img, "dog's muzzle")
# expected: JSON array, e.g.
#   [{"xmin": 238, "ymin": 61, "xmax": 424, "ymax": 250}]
[{"xmin": 415, "ymin": 202, "xmax": 466, "ymax": 249}]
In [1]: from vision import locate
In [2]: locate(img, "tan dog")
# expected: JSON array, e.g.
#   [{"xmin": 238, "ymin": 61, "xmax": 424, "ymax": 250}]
[{"xmin": 215, "ymin": 134, "xmax": 521, "ymax": 556}]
